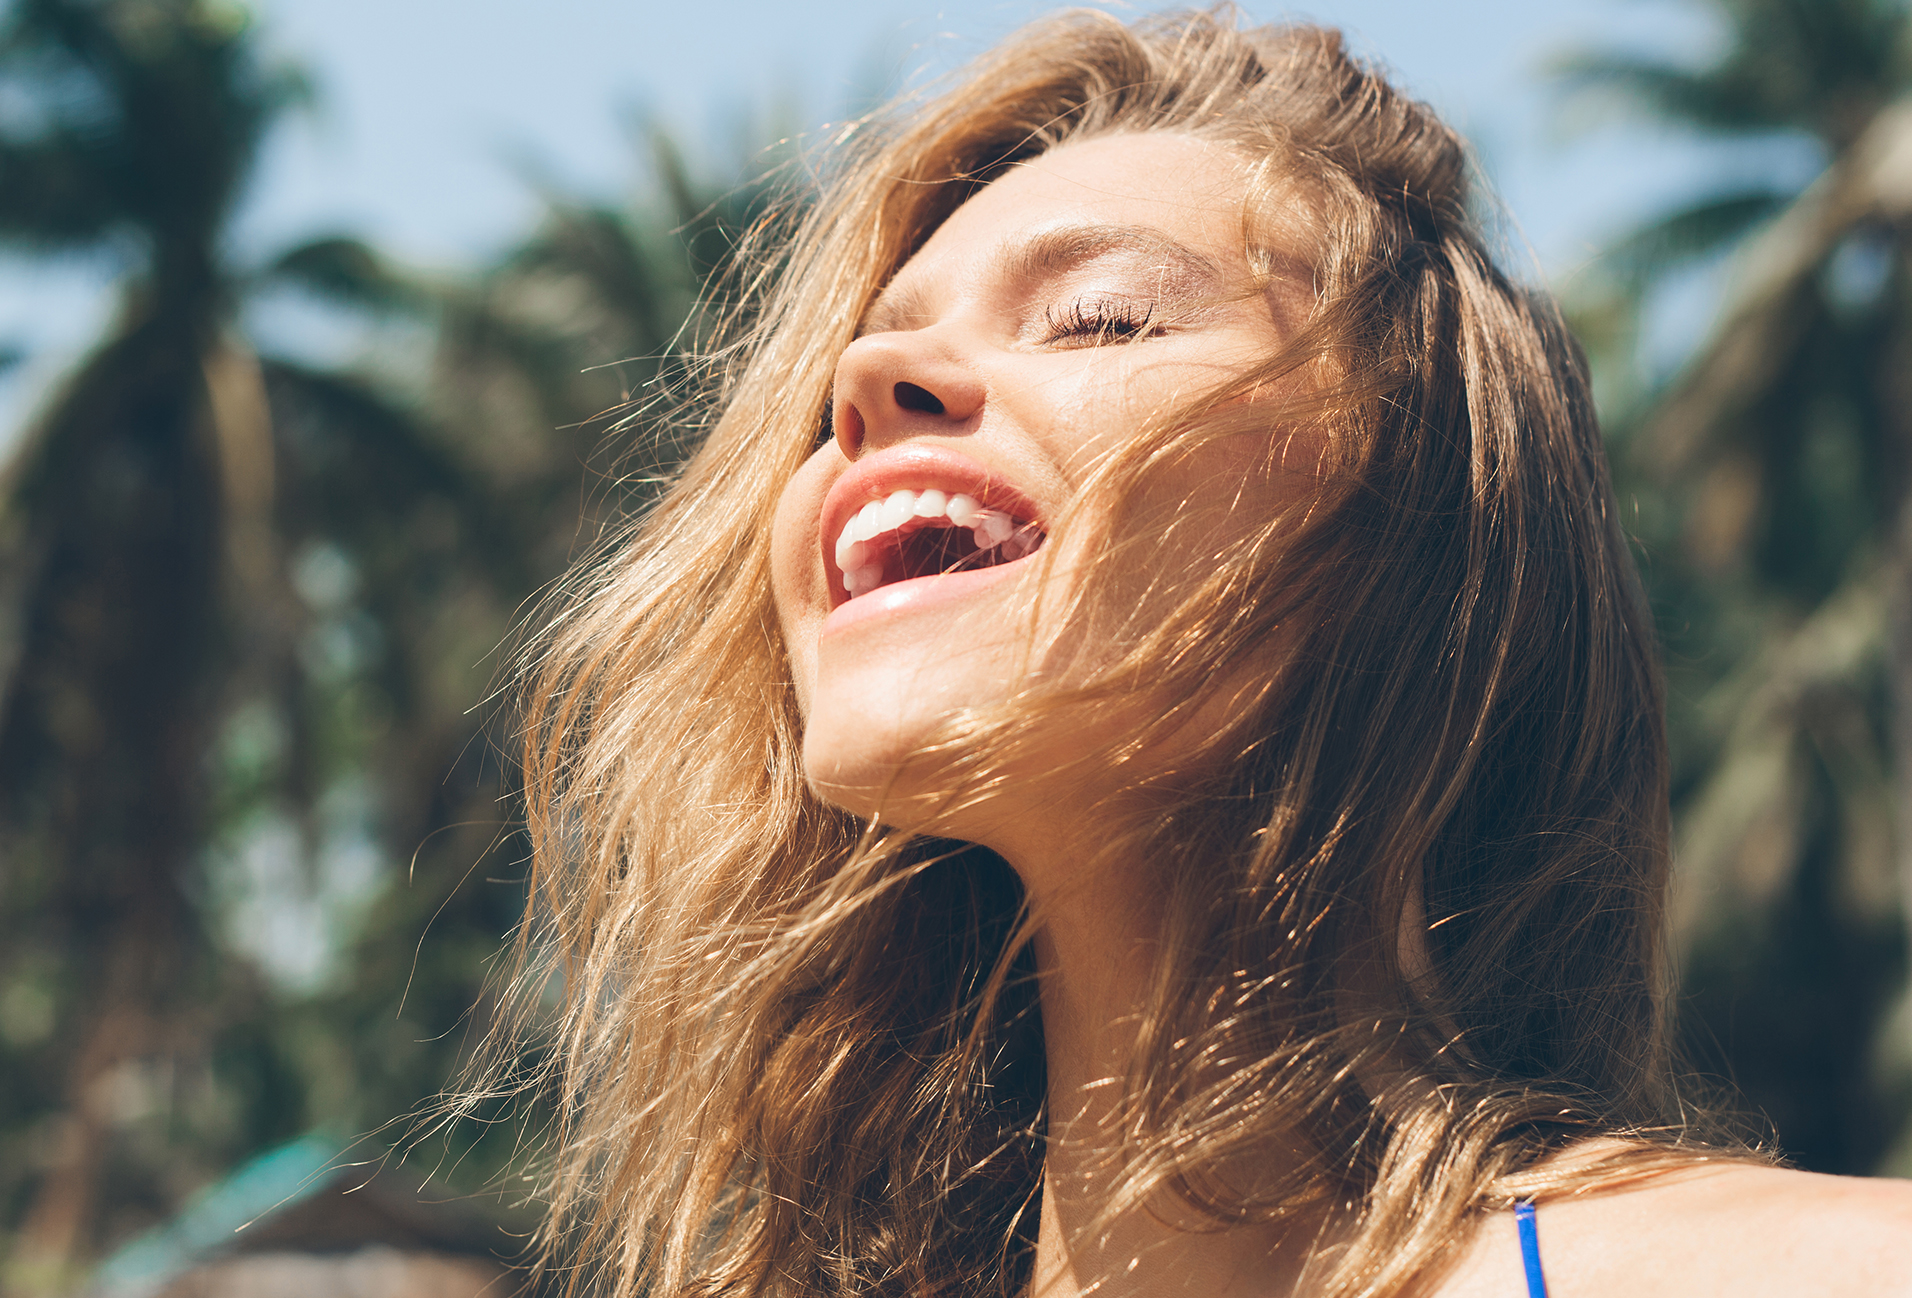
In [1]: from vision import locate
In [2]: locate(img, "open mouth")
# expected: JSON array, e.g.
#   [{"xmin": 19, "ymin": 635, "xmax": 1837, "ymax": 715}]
[{"xmin": 833, "ymin": 488, "xmax": 1046, "ymax": 599}]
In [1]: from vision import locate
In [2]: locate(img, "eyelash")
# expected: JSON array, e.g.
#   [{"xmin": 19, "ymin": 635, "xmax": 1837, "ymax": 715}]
[{"xmin": 1044, "ymin": 297, "xmax": 1157, "ymax": 345}]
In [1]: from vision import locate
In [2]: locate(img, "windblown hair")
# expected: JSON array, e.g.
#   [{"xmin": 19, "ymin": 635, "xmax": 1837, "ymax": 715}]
[{"xmin": 502, "ymin": 10, "xmax": 1741, "ymax": 1298}]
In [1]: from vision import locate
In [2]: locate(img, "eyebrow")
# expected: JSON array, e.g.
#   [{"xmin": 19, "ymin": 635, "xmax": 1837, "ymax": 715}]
[{"xmin": 859, "ymin": 221, "xmax": 1227, "ymax": 336}]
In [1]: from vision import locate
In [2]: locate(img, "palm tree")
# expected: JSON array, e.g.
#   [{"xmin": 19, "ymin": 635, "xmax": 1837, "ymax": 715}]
[
  {"xmin": 286, "ymin": 125, "xmax": 810, "ymax": 1197},
  {"xmin": 1561, "ymin": 0, "xmax": 1912, "ymax": 1173},
  {"xmin": 0, "ymin": 1, "xmax": 306, "ymax": 1282},
  {"xmin": 0, "ymin": 0, "xmax": 805, "ymax": 1273},
  {"xmin": 0, "ymin": 0, "xmax": 523, "ymax": 1281}
]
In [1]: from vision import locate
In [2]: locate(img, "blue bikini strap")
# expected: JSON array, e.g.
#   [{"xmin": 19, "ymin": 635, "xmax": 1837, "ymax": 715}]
[{"xmin": 1514, "ymin": 1200, "xmax": 1549, "ymax": 1298}]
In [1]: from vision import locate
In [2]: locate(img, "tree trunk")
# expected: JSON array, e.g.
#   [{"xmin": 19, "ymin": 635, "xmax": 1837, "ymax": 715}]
[{"xmin": 0, "ymin": 299, "xmax": 226, "ymax": 1282}]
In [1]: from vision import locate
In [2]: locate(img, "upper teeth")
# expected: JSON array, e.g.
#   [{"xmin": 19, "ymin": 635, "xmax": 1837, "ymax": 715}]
[{"xmin": 834, "ymin": 488, "xmax": 1035, "ymax": 596}]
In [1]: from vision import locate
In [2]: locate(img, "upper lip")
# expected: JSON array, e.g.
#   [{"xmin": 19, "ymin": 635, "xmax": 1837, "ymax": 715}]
[{"xmin": 819, "ymin": 444, "xmax": 1046, "ymax": 607}]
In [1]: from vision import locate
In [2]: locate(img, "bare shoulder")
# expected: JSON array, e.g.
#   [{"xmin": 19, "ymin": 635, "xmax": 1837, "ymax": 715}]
[{"xmin": 1435, "ymin": 1163, "xmax": 1912, "ymax": 1298}]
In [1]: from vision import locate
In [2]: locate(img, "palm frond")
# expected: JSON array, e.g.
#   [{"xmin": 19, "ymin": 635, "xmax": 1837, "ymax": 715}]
[
  {"xmin": 1672, "ymin": 569, "xmax": 1887, "ymax": 937},
  {"xmin": 1555, "ymin": 51, "xmax": 1789, "ymax": 135},
  {"xmin": 1598, "ymin": 189, "xmax": 1788, "ymax": 288},
  {"xmin": 0, "ymin": 0, "xmax": 304, "ymax": 262},
  {"xmin": 260, "ymin": 235, "xmax": 431, "ymax": 317},
  {"xmin": 506, "ymin": 202, "xmax": 682, "ymax": 360},
  {"xmin": 1644, "ymin": 99, "xmax": 1912, "ymax": 472},
  {"xmin": 261, "ymin": 359, "xmax": 525, "ymax": 579},
  {"xmin": 1555, "ymin": 0, "xmax": 1908, "ymax": 149},
  {"xmin": 0, "ymin": 135, "xmax": 122, "ymax": 246}
]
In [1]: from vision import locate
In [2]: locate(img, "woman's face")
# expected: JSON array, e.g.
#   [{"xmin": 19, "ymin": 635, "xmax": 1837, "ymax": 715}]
[{"xmin": 770, "ymin": 131, "xmax": 1315, "ymax": 854}]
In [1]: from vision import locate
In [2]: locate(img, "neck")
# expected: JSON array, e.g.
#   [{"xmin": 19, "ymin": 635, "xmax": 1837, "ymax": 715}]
[{"xmin": 1015, "ymin": 850, "xmax": 1330, "ymax": 1298}]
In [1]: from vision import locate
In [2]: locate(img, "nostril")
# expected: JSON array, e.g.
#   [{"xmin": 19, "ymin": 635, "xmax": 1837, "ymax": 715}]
[{"xmin": 893, "ymin": 381, "xmax": 946, "ymax": 416}]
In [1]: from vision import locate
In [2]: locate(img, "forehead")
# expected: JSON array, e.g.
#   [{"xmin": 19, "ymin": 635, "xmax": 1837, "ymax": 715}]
[
  {"xmin": 949, "ymin": 131, "xmax": 1249, "ymax": 239},
  {"xmin": 869, "ymin": 133, "xmax": 1254, "ymax": 318}
]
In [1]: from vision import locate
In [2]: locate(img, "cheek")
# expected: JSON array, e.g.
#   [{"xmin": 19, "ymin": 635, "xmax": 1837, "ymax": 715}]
[
  {"xmin": 769, "ymin": 450, "xmax": 839, "ymax": 717},
  {"xmin": 1041, "ymin": 360, "xmax": 1147, "ymax": 484},
  {"xmin": 1038, "ymin": 346, "xmax": 1269, "ymax": 485}
]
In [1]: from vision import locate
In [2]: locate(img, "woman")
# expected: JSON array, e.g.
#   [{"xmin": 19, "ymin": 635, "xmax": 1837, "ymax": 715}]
[{"xmin": 505, "ymin": 10, "xmax": 1912, "ymax": 1297}]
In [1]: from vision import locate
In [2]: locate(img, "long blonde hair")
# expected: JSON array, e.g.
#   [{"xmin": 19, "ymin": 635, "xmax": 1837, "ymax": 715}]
[{"xmin": 503, "ymin": 10, "xmax": 1740, "ymax": 1297}]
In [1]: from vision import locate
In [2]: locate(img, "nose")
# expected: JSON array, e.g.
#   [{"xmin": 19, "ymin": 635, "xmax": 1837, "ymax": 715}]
[{"xmin": 830, "ymin": 329, "xmax": 985, "ymax": 459}]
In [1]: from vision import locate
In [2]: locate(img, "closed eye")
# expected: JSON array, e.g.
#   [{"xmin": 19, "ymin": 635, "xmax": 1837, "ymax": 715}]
[{"xmin": 1043, "ymin": 296, "xmax": 1159, "ymax": 347}]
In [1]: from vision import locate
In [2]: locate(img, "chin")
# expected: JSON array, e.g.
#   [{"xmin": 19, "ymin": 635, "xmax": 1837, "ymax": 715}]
[
  {"xmin": 797, "ymin": 686, "xmax": 976, "ymax": 828},
  {"xmin": 799, "ymin": 721, "xmax": 910, "ymax": 820},
  {"xmin": 796, "ymin": 595, "xmax": 1029, "ymax": 811}
]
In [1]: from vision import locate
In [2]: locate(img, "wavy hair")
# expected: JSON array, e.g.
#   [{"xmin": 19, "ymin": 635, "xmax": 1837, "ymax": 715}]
[{"xmin": 497, "ymin": 10, "xmax": 1749, "ymax": 1297}]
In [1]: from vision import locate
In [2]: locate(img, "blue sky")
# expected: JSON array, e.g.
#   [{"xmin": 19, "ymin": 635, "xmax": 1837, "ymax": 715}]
[
  {"xmin": 0, "ymin": 0, "xmax": 1763, "ymax": 439},
  {"xmin": 232, "ymin": 0, "xmax": 1722, "ymax": 267}
]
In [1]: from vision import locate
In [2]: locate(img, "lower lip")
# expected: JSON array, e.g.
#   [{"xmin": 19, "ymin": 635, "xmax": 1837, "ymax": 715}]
[{"xmin": 820, "ymin": 558, "xmax": 1032, "ymax": 637}]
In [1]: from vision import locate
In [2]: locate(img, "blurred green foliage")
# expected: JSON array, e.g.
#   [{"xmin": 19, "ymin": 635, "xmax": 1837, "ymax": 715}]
[
  {"xmin": 1559, "ymin": 0, "xmax": 1912, "ymax": 1175},
  {"xmin": 0, "ymin": 0, "xmax": 794, "ymax": 1288},
  {"xmin": 0, "ymin": 0, "xmax": 1907, "ymax": 1290}
]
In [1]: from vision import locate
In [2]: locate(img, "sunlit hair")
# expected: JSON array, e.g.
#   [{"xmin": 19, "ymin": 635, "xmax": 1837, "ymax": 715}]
[{"xmin": 498, "ymin": 9, "xmax": 1753, "ymax": 1297}]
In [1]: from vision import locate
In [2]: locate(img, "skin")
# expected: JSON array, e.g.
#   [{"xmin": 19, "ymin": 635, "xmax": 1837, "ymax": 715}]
[
  {"xmin": 767, "ymin": 132, "xmax": 1912, "ymax": 1297},
  {"xmin": 770, "ymin": 130, "xmax": 1315, "ymax": 867},
  {"xmin": 1435, "ymin": 1161, "xmax": 1912, "ymax": 1298}
]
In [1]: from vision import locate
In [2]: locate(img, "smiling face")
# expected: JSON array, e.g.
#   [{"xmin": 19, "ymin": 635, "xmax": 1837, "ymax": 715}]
[{"xmin": 769, "ymin": 131, "xmax": 1317, "ymax": 862}]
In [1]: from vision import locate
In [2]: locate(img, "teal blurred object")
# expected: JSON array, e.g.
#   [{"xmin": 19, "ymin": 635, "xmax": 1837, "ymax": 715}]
[{"xmin": 88, "ymin": 1133, "xmax": 345, "ymax": 1298}]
